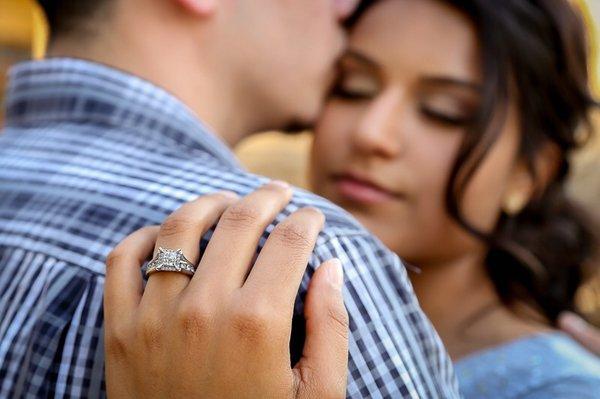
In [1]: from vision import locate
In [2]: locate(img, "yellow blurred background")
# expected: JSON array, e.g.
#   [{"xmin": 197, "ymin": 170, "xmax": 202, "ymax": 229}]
[{"xmin": 1, "ymin": 0, "xmax": 599, "ymax": 322}]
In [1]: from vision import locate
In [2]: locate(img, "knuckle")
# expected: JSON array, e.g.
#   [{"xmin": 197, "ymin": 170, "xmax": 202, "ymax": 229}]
[
  {"xmin": 177, "ymin": 303, "xmax": 214, "ymax": 340},
  {"xmin": 137, "ymin": 225, "xmax": 160, "ymax": 236},
  {"xmin": 303, "ymin": 382, "xmax": 346, "ymax": 399},
  {"xmin": 297, "ymin": 367, "xmax": 346, "ymax": 399},
  {"xmin": 159, "ymin": 214, "xmax": 195, "ymax": 238},
  {"xmin": 229, "ymin": 304, "xmax": 273, "ymax": 344},
  {"xmin": 273, "ymin": 220, "xmax": 314, "ymax": 250},
  {"xmin": 221, "ymin": 203, "xmax": 262, "ymax": 229},
  {"xmin": 327, "ymin": 305, "xmax": 350, "ymax": 341},
  {"xmin": 182, "ymin": 194, "xmax": 227, "ymax": 214},
  {"xmin": 105, "ymin": 248, "xmax": 128, "ymax": 270},
  {"xmin": 104, "ymin": 326, "xmax": 131, "ymax": 359},
  {"xmin": 137, "ymin": 314, "xmax": 165, "ymax": 351}
]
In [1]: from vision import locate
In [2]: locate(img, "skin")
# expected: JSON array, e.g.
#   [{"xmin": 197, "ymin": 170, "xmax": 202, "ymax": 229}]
[
  {"xmin": 93, "ymin": 0, "xmax": 361, "ymax": 396},
  {"xmin": 310, "ymin": 0, "xmax": 553, "ymax": 360},
  {"xmin": 105, "ymin": 184, "xmax": 350, "ymax": 398},
  {"xmin": 48, "ymin": 0, "xmax": 359, "ymax": 144},
  {"xmin": 104, "ymin": 0, "xmax": 598, "ymax": 395},
  {"xmin": 559, "ymin": 312, "xmax": 600, "ymax": 356}
]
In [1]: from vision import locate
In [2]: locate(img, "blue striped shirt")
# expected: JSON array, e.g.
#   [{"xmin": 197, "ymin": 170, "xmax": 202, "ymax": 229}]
[{"xmin": 0, "ymin": 58, "xmax": 459, "ymax": 398}]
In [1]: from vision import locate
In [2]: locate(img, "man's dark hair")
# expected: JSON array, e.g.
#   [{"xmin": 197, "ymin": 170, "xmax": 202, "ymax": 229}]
[{"xmin": 37, "ymin": 0, "xmax": 110, "ymax": 38}]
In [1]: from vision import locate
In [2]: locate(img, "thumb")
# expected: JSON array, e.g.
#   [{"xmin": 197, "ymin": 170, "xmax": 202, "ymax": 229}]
[
  {"xmin": 294, "ymin": 258, "xmax": 349, "ymax": 399},
  {"xmin": 559, "ymin": 311, "xmax": 600, "ymax": 356}
]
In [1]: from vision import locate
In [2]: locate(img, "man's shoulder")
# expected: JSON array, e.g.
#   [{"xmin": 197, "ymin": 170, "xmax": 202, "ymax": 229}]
[
  {"xmin": 0, "ymin": 126, "xmax": 397, "ymax": 274},
  {"xmin": 209, "ymin": 168, "xmax": 369, "ymax": 235},
  {"xmin": 202, "ymin": 168, "xmax": 400, "ymax": 270}
]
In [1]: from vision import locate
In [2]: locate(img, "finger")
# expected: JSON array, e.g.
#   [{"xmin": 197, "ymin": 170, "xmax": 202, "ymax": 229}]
[
  {"xmin": 243, "ymin": 207, "xmax": 324, "ymax": 313},
  {"xmin": 334, "ymin": 0, "xmax": 360, "ymax": 19},
  {"xmin": 143, "ymin": 192, "xmax": 239, "ymax": 303},
  {"xmin": 191, "ymin": 181, "xmax": 293, "ymax": 294},
  {"xmin": 559, "ymin": 311, "xmax": 600, "ymax": 356},
  {"xmin": 294, "ymin": 259, "xmax": 348, "ymax": 399},
  {"xmin": 104, "ymin": 226, "xmax": 160, "ymax": 329}
]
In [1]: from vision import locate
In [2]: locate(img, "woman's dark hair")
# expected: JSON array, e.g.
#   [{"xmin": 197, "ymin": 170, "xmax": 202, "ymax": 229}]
[{"xmin": 350, "ymin": 0, "xmax": 599, "ymax": 324}]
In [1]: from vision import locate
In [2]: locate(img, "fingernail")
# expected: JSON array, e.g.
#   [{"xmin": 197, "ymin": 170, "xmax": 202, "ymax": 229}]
[
  {"xmin": 560, "ymin": 312, "xmax": 587, "ymax": 333},
  {"xmin": 218, "ymin": 191, "xmax": 239, "ymax": 200},
  {"xmin": 334, "ymin": 0, "xmax": 353, "ymax": 15},
  {"xmin": 327, "ymin": 258, "xmax": 344, "ymax": 290},
  {"xmin": 268, "ymin": 180, "xmax": 290, "ymax": 189},
  {"xmin": 334, "ymin": 0, "xmax": 359, "ymax": 18}
]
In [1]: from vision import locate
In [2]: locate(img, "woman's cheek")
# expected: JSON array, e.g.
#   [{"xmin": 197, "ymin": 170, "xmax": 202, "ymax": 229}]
[
  {"xmin": 402, "ymin": 137, "xmax": 472, "ymax": 261},
  {"xmin": 460, "ymin": 125, "xmax": 520, "ymax": 233}
]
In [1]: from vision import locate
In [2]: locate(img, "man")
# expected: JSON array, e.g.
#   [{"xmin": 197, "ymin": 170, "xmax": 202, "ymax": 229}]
[{"xmin": 0, "ymin": 0, "xmax": 458, "ymax": 398}]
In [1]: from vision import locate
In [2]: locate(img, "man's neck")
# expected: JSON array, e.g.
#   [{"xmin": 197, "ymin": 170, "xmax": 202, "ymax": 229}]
[{"xmin": 48, "ymin": 34, "xmax": 252, "ymax": 147}]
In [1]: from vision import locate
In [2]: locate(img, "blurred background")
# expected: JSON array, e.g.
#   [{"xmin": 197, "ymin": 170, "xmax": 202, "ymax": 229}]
[{"xmin": 0, "ymin": 0, "xmax": 599, "ymax": 323}]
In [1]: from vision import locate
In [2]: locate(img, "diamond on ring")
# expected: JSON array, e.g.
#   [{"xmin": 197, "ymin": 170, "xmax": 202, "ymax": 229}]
[{"xmin": 146, "ymin": 247, "xmax": 196, "ymax": 277}]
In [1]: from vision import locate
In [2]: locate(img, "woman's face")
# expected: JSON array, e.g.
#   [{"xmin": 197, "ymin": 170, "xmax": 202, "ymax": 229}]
[{"xmin": 310, "ymin": 0, "xmax": 522, "ymax": 267}]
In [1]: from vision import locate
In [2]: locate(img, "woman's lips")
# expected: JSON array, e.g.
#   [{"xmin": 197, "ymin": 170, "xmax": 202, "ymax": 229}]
[{"xmin": 333, "ymin": 175, "xmax": 399, "ymax": 205}]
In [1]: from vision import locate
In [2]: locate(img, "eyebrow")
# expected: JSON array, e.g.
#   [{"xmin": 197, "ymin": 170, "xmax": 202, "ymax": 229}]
[
  {"xmin": 343, "ymin": 49, "xmax": 481, "ymax": 91},
  {"xmin": 421, "ymin": 76, "xmax": 482, "ymax": 92},
  {"xmin": 341, "ymin": 48, "xmax": 381, "ymax": 71}
]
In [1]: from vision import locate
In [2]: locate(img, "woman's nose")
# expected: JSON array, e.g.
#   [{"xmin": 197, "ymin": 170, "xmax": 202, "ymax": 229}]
[{"xmin": 352, "ymin": 88, "xmax": 405, "ymax": 158}]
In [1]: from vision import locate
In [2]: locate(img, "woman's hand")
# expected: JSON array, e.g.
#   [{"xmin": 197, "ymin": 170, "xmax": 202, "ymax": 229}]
[
  {"xmin": 104, "ymin": 182, "xmax": 349, "ymax": 398},
  {"xmin": 559, "ymin": 311, "xmax": 600, "ymax": 356}
]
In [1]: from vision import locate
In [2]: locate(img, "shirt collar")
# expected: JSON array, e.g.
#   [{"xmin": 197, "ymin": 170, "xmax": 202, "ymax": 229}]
[{"xmin": 4, "ymin": 57, "xmax": 241, "ymax": 169}]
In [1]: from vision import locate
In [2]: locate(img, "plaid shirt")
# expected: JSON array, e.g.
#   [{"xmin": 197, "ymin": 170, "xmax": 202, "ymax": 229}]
[{"xmin": 0, "ymin": 58, "xmax": 459, "ymax": 399}]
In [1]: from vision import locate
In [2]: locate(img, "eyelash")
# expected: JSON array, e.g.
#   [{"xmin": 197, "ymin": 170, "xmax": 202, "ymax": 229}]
[
  {"xmin": 331, "ymin": 82, "xmax": 473, "ymax": 127},
  {"xmin": 419, "ymin": 107, "xmax": 471, "ymax": 127},
  {"xmin": 330, "ymin": 84, "xmax": 375, "ymax": 101}
]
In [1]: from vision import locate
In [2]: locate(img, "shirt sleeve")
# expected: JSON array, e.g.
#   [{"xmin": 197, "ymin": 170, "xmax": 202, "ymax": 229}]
[
  {"xmin": 0, "ymin": 248, "xmax": 106, "ymax": 398},
  {"xmin": 291, "ymin": 232, "xmax": 460, "ymax": 399},
  {"xmin": 521, "ymin": 376, "xmax": 600, "ymax": 399}
]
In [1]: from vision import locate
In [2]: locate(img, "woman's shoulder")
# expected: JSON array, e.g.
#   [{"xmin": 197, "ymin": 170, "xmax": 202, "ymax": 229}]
[{"xmin": 454, "ymin": 331, "xmax": 600, "ymax": 399}]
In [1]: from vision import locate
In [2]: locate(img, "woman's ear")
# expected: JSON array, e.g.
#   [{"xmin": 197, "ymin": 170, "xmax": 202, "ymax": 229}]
[
  {"xmin": 502, "ymin": 142, "xmax": 561, "ymax": 216},
  {"xmin": 174, "ymin": 0, "xmax": 217, "ymax": 16},
  {"xmin": 502, "ymin": 162, "xmax": 534, "ymax": 216}
]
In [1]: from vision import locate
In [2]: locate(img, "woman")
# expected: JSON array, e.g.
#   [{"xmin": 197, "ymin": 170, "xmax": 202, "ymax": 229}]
[
  {"xmin": 106, "ymin": 0, "xmax": 600, "ymax": 397},
  {"xmin": 310, "ymin": 0, "xmax": 600, "ymax": 396}
]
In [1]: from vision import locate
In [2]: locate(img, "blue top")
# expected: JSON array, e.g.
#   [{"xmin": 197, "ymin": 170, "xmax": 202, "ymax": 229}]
[
  {"xmin": 0, "ymin": 58, "xmax": 458, "ymax": 398},
  {"xmin": 455, "ymin": 332, "xmax": 600, "ymax": 398}
]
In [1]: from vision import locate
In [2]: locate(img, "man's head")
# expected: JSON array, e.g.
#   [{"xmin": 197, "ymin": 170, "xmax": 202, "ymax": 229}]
[{"xmin": 37, "ymin": 0, "xmax": 360, "ymax": 141}]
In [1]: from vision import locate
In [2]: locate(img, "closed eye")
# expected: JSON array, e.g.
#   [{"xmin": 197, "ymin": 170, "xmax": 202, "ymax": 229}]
[
  {"xmin": 331, "ymin": 84, "xmax": 376, "ymax": 101},
  {"xmin": 420, "ymin": 106, "xmax": 474, "ymax": 127}
]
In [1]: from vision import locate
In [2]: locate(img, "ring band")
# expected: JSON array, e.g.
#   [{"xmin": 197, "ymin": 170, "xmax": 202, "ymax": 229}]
[{"xmin": 146, "ymin": 247, "xmax": 196, "ymax": 277}]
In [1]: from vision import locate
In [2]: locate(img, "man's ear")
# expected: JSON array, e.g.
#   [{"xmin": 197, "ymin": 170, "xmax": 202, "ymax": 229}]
[
  {"xmin": 502, "ymin": 142, "xmax": 561, "ymax": 216},
  {"xmin": 174, "ymin": 0, "xmax": 216, "ymax": 16}
]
